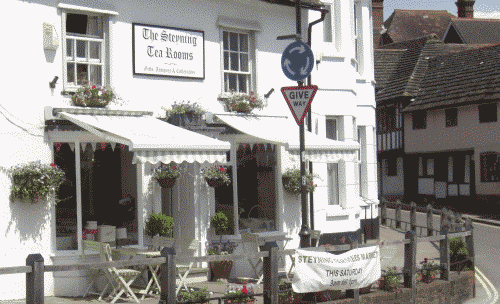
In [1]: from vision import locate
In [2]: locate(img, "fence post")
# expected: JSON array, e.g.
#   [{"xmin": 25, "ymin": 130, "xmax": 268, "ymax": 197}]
[
  {"xmin": 404, "ymin": 231, "xmax": 417, "ymax": 292},
  {"xmin": 381, "ymin": 200, "xmax": 387, "ymax": 225},
  {"xmin": 159, "ymin": 247, "xmax": 176, "ymax": 304},
  {"xmin": 263, "ymin": 241, "xmax": 279, "ymax": 304},
  {"xmin": 440, "ymin": 207, "xmax": 448, "ymax": 231},
  {"xmin": 346, "ymin": 241, "xmax": 360, "ymax": 303},
  {"xmin": 410, "ymin": 202, "xmax": 417, "ymax": 232},
  {"xmin": 439, "ymin": 224, "xmax": 450, "ymax": 281},
  {"xmin": 455, "ymin": 212, "xmax": 464, "ymax": 233},
  {"xmin": 426, "ymin": 204, "xmax": 434, "ymax": 236},
  {"xmin": 26, "ymin": 253, "xmax": 44, "ymax": 304},
  {"xmin": 395, "ymin": 200, "xmax": 402, "ymax": 229},
  {"xmin": 465, "ymin": 218, "xmax": 476, "ymax": 297}
]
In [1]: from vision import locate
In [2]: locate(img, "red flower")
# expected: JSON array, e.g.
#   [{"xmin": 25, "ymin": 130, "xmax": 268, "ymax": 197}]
[
  {"xmin": 174, "ymin": 166, "xmax": 177, "ymax": 169},
  {"xmin": 50, "ymin": 163, "xmax": 56, "ymax": 167},
  {"xmin": 241, "ymin": 286, "xmax": 248, "ymax": 295},
  {"xmin": 250, "ymin": 92, "xmax": 254, "ymax": 95},
  {"xmin": 92, "ymin": 85, "xmax": 96, "ymax": 89},
  {"xmin": 219, "ymin": 167, "xmax": 225, "ymax": 172}
]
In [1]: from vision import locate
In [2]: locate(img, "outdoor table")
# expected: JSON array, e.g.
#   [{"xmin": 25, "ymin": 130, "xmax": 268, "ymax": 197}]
[{"xmin": 112, "ymin": 247, "xmax": 161, "ymax": 299}]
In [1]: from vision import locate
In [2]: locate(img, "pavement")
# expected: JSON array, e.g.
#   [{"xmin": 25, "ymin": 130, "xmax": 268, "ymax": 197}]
[{"xmin": 1, "ymin": 224, "xmax": 443, "ymax": 304}]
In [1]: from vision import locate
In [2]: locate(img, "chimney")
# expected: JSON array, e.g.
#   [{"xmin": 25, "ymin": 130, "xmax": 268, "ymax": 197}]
[
  {"xmin": 456, "ymin": 0, "xmax": 475, "ymax": 18},
  {"xmin": 372, "ymin": 0, "xmax": 384, "ymax": 48}
]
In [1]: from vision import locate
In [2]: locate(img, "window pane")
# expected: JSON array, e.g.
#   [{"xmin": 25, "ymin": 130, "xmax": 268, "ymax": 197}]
[
  {"xmin": 230, "ymin": 52, "xmax": 238, "ymax": 71},
  {"xmin": 87, "ymin": 16, "xmax": 103, "ymax": 38},
  {"xmin": 240, "ymin": 54, "xmax": 248, "ymax": 72},
  {"xmin": 229, "ymin": 32, "xmax": 238, "ymax": 51},
  {"xmin": 223, "ymin": 31, "xmax": 228, "ymax": 50},
  {"xmin": 76, "ymin": 40, "xmax": 86, "ymax": 58},
  {"xmin": 77, "ymin": 64, "xmax": 88, "ymax": 85},
  {"xmin": 67, "ymin": 63, "xmax": 75, "ymax": 84},
  {"xmin": 227, "ymin": 73, "xmax": 237, "ymax": 92},
  {"xmin": 89, "ymin": 41, "xmax": 100, "ymax": 60},
  {"xmin": 239, "ymin": 34, "xmax": 248, "ymax": 52},
  {"xmin": 66, "ymin": 39, "xmax": 73, "ymax": 57},
  {"xmin": 224, "ymin": 51, "xmax": 229, "ymax": 70},
  {"xmin": 238, "ymin": 74, "xmax": 247, "ymax": 93},
  {"xmin": 66, "ymin": 13, "xmax": 88, "ymax": 35},
  {"xmin": 89, "ymin": 65, "xmax": 102, "ymax": 85}
]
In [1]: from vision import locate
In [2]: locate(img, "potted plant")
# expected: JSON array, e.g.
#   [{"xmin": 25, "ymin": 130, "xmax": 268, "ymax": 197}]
[
  {"xmin": 378, "ymin": 266, "xmax": 403, "ymax": 292},
  {"xmin": 153, "ymin": 163, "xmax": 182, "ymax": 188},
  {"xmin": 71, "ymin": 84, "xmax": 116, "ymax": 107},
  {"xmin": 9, "ymin": 162, "xmax": 65, "ymax": 203},
  {"xmin": 218, "ymin": 91, "xmax": 267, "ymax": 114},
  {"xmin": 282, "ymin": 168, "xmax": 317, "ymax": 195},
  {"xmin": 201, "ymin": 165, "xmax": 231, "ymax": 188},
  {"xmin": 145, "ymin": 212, "xmax": 174, "ymax": 238},
  {"xmin": 418, "ymin": 258, "xmax": 439, "ymax": 283},
  {"xmin": 224, "ymin": 285, "xmax": 255, "ymax": 304},
  {"xmin": 178, "ymin": 287, "xmax": 212, "ymax": 304},
  {"xmin": 207, "ymin": 212, "xmax": 236, "ymax": 281},
  {"xmin": 163, "ymin": 100, "xmax": 206, "ymax": 127},
  {"xmin": 278, "ymin": 280, "xmax": 303, "ymax": 304}
]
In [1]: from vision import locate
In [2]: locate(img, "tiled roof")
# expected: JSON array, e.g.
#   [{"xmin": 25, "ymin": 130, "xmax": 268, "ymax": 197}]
[
  {"xmin": 383, "ymin": 10, "xmax": 456, "ymax": 44},
  {"xmin": 403, "ymin": 44, "xmax": 500, "ymax": 112},
  {"xmin": 448, "ymin": 18, "xmax": 500, "ymax": 44},
  {"xmin": 259, "ymin": 0, "xmax": 324, "ymax": 8},
  {"xmin": 375, "ymin": 35, "xmax": 484, "ymax": 104}
]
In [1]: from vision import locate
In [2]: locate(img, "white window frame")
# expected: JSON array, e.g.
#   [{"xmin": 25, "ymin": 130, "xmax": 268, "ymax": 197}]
[
  {"xmin": 326, "ymin": 117, "xmax": 338, "ymax": 140},
  {"xmin": 328, "ymin": 163, "xmax": 340, "ymax": 205},
  {"xmin": 220, "ymin": 27, "xmax": 256, "ymax": 94},
  {"xmin": 61, "ymin": 7, "xmax": 110, "ymax": 91},
  {"xmin": 352, "ymin": 0, "xmax": 362, "ymax": 73}
]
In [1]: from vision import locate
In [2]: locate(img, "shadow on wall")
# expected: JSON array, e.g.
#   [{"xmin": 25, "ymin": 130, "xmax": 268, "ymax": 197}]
[{"xmin": 7, "ymin": 196, "xmax": 52, "ymax": 244}]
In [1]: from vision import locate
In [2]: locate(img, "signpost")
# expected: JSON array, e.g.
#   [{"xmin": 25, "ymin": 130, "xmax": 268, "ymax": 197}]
[
  {"xmin": 281, "ymin": 85, "xmax": 318, "ymax": 125},
  {"xmin": 281, "ymin": 41, "xmax": 315, "ymax": 82}
]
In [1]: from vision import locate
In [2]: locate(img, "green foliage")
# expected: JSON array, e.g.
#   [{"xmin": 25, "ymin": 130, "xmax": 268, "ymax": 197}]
[
  {"xmin": 10, "ymin": 162, "xmax": 65, "ymax": 203},
  {"xmin": 163, "ymin": 100, "xmax": 205, "ymax": 119},
  {"xmin": 449, "ymin": 237, "xmax": 470, "ymax": 270},
  {"xmin": 224, "ymin": 285, "xmax": 255, "ymax": 301},
  {"xmin": 71, "ymin": 84, "xmax": 115, "ymax": 107},
  {"xmin": 219, "ymin": 91, "xmax": 267, "ymax": 114},
  {"xmin": 145, "ymin": 213, "xmax": 174, "ymax": 237},
  {"xmin": 211, "ymin": 212, "xmax": 229, "ymax": 235},
  {"xmin": 282, "ymin": 168, "xmax": 317, "ymax": 195},
  {"xmin": 419, "ymin": 258, "xmax": 439, "ymax": 282},
  {"xmin": 178, "ymin": 288, "xmax": 211, "ymax": 303},
  {"xmin": 379, "ymin": 266, "xmax": 403, "ymax": 291},
  {"xmin": 278, "ymin": 280, "xmax": 294, "ymax": 296},
  {"xmin": 201, "ymin": 165, "xmax": 231, "ymax": 186}
]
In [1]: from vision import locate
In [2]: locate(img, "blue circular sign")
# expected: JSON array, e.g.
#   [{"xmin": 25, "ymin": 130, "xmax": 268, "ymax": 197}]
[{"xmin": 281, "ymin": 41, "xmax": 315, "ymax": 81}]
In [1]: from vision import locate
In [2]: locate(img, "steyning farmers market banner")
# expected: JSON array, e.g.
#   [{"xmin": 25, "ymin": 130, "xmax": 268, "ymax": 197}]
[{"xmin": 292, "ymin": 246, "xmax": 381, "ymax": 293}]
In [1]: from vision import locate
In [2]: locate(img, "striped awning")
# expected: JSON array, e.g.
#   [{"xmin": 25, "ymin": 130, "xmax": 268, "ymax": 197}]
[{"xmin": 57, "ymin": 111, "xmax": 230, "ymax": 164}]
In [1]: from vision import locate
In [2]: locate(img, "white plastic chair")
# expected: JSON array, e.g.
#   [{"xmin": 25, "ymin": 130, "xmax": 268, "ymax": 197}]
[
  {"xmin": 174, "ymin": 238, "xmax": 200, "ymax": 295},
  {"xmin": 83, "ymin": 240, "xmax": 141, "ymax": 303}
]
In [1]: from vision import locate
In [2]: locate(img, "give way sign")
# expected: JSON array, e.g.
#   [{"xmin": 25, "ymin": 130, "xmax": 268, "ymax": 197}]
[{"xmin": 281, "ymin": 85, "xmax": 318, "ymax": 125}]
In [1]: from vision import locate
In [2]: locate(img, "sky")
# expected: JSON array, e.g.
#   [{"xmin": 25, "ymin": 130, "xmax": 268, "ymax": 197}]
[{"xmin": 383, "ymin": 0, "xmax": 500, "ymax": 20}]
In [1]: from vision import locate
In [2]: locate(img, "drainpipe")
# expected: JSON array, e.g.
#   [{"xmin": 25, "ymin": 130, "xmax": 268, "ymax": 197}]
[{"xmin": 307, "ymin": 9, "xmax": 327, "ymax": 231}]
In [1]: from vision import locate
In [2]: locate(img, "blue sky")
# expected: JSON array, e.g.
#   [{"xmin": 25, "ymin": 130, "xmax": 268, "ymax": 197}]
[{"xmin": 383, "ymin": 0, "xmax": 500, "ymax": 20}]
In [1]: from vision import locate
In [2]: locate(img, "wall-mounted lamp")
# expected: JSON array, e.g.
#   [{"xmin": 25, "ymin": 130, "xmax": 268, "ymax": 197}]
[
  {"xmin": 264, "ymin": 88, "xmax": 275, "ymax": 99},
  {"xmin": 49, "ymin": 76, "xmax": 59, "ymax": 89}
]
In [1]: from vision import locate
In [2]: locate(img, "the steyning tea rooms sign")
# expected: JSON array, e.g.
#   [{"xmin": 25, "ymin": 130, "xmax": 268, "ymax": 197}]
[
  {"xmin": 292, "ymin": 246, "xmax": 381, "ymax": 292},
  {"xmin": 133, "ymin": 23, "xmax": 204, "ymax": 79}
]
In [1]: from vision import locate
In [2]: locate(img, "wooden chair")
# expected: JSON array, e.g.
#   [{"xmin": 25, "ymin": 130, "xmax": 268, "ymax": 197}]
[
  {"xmin": 83, "ymin": 240, "xmax": 114, "ymax": 301},
  {"xmin": 174, "ymin": 238, "xmax": 200, "ymax": 295},
  {"xmin": 83, "ymin": 240, "xmax": 141, "ymax": 303}
]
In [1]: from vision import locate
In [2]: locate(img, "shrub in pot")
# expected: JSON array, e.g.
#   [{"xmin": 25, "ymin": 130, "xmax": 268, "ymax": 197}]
[{"xmin": 145, "ymin": 212, "xmax": 174, "ymax": 238}]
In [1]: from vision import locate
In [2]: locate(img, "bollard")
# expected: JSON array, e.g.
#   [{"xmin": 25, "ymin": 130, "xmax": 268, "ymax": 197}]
[
  {"xmin": 439, "ymin": 224, "xmax": 450, "ymax": 281},
  {"xmin": 381, "ymin": 200, "xmax": 387, "ymax": 225},
  {"xmin": 159, "ymin": 247, "xmax": 176, "ymax": 304},
  {"xmin": 440, "ymin": 207, "xmax": 448, "ymax": 231},
  {"xmin": 263, "ymin": 241, "xmax": 279, "ymax": 304},
  {"xmin": 395, "ymin": 201, "xmax": 402, "ymax": 229},
  {"xmin": 465, "ymin": 218, "xmax": 475, "ymax": 297},
  {"xmin": 26, "ymin": 254, "xmax": 44, "ymax": 304},
  {"xmin": 346, "ymin": 241, "xmax": 360, "ymax": 303},
  {"xmin": 427, "ymin": 204, "xmax": 434, "ymax": 236}
]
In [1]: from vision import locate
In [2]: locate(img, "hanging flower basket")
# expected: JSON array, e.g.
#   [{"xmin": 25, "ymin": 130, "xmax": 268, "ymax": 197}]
[
  {"xmin": 9, "ymin": 162, "xmax": 65, "ymax": 203},
  {"xmin": 71, "ymin": 84, "xmax": 116, "ymax": 108},
  {"xmin": 205, "ymin": 178, "xmax": 227, "ymax": 188},
  {"xmin": 156, "ymin": 177, "xmax": 177, "ymax": 188},
  {"xmin": 282, "ymin": 168, "xmax": 317, "ymax": 195},
  {"xmin": 218, "ymin": 91, "xmax": 267, "ymax": 114}
]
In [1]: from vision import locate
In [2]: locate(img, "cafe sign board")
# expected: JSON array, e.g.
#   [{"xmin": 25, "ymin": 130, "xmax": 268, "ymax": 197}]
[
  {"xmin": 292, "ymin": 246, "xmax": 381, "ymax": 292},
  {"xmin": 133, "ymin": 23, "xmax": 205, "ymax": 79}
]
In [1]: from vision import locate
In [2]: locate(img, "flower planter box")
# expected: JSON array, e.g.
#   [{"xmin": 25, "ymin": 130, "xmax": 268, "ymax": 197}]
[
  {"xmin": 223, "ymin": 299, "xmax": 255, "ymax": 304},
  {"xmin": 278, "ymin": 293, "xmax": 303, "ymax": 304},
  {"xmin": 315, "ymin": 289, "xmax": 342, "ymax": 302},
  {"xmin": 209, "ymin": 260, "xmax": 233, "ymax": 281},
  {"xmin": 156, "ymin": 177, "xmax": 177, "ymax": 188},
  {"xmin": 168, "ymin": 113, "xmax": 205, "ymax": 127}
]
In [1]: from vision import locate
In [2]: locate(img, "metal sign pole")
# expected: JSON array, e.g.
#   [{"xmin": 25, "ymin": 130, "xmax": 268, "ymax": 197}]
[{"xmin": 295, "ymin": 0, "xmax": 311, "ymax": 249}]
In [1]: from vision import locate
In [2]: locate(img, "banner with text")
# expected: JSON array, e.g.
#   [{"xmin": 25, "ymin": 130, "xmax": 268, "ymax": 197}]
[
  {"xmin": 292, "ymin": 246, "xmax": 381, "ymax": 293},
  {"xmin": 133, "ymin": 23, "xmax": 204, "ymax": 79}
]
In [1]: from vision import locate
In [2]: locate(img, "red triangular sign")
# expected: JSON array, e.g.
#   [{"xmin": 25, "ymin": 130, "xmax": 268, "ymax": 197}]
[{"xmin": 281, "ymin": 85, "xmax": 318, "ymax": 125}]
